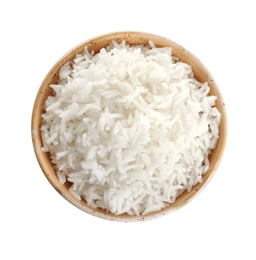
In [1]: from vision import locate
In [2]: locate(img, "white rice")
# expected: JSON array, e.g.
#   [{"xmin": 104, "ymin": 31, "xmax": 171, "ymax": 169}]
[{"xmin": 41, "ymin": 40, "xmax": 220, "ymax": 216}]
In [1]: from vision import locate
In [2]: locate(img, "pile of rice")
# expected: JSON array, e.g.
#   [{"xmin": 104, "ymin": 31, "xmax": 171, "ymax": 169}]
[{"xmin": 41, "ymin": 40, "xmax": 220, "ymax": 216}]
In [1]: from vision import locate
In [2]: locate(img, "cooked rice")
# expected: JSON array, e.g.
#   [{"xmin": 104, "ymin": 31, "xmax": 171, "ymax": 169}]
[{"xmin": 41, "ymin": 40, "xmax": 220, "ymax": 216}]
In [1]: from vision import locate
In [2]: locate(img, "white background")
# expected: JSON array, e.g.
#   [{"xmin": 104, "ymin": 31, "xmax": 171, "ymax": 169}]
[{"xmin": 1, "ymin": 0, "xmax": 255, "ymax": 259}]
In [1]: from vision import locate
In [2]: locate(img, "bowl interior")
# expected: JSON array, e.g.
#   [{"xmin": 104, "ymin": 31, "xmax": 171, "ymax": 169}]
[{"xmin": 31, "ymin": 31, "xmax": 227, "ymax": 221}]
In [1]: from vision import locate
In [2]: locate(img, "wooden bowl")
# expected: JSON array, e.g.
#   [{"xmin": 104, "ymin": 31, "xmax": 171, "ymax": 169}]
[{"xmin": 31, "ymin": 31, "xmax": 227, "ymax": 222}]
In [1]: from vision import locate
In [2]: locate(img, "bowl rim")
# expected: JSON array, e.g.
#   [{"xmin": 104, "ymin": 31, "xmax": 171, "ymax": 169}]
[{"xmin": 31, "ymin": 31, "xmax": 227, "ymax": 222}]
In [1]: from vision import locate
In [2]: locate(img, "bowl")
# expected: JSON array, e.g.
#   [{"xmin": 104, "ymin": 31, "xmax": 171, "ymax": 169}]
[{"xmin": 31, "ymin": 31, "xmax": 227, "ymax": 222}]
